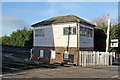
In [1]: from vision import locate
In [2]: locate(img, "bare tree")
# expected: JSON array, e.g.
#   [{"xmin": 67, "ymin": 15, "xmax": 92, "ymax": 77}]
[
  {"xmin": 89, "ymin": 14, "xmax": 118, "ymax": 27},
  {"xmin": 89, "ymin": 14, "xmax": 108, "ymax": 27}
]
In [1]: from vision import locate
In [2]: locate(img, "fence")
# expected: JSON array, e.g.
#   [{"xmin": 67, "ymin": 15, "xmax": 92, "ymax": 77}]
[
  {"xmin": 2, "ymin": 46, "xmax": 30, "ymax": 59},
  {"xmin": 78, "ymin": 51, "xmax": 112, "ymax": 66}
]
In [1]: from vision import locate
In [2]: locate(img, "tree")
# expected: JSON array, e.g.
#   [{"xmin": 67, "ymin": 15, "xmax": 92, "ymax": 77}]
[
  {"xmin": 110, "ymin": 24, "xmax": 120, "ymax": 52},
  {"xmin": 90, "ymin": 14, "xmax": 119, "ymax": 52},
  {"xmin": 2, "ymin": 27, "xmax": 33, "ymax": 49},
  {"xmin": 94, "ymin": 28, "xmax": 106, "ymax": 51},
  {"xmin": 90, "ymin": 14, "xmax": 108, "ymax": 27},
  {"xmin": 1, "ymin": 35, "xmax": 10, "ymax": 46}
]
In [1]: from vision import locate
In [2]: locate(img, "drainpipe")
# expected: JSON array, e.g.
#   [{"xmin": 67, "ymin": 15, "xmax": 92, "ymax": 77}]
[{"xmin": 77, "ymin": 23, "xmax": 80, "ymax": 66}]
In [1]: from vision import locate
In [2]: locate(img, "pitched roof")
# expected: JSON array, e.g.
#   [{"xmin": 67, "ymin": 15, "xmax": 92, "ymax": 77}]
[{"xmin": 31, "ymin": 15, "xmax": 95, "ymax": 27}]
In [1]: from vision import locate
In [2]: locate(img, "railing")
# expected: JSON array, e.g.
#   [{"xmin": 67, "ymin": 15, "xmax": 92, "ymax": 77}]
[{"xmin": 79, "ymin": 51, "xmax": 112, "ymax": 66}]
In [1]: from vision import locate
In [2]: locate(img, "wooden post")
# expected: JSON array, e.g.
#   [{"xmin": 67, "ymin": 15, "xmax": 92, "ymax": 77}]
[
  {"xmin": 79, "ymin": 51, "xmax": 81, "ymax": 66},
  {"xmin": 82, "ymin": 51, "xmax": 84, "ymax": 66},
  {"xmin": 83, "ymin": 52, "xmax": 86, "ymax": 66},
  {"xmin": 93, "ymin": 51, "xmax": 95, "ymax": 66},
  {"xmin": 109, "ymin": 52, "xmax": 112, "ymax": 65}
]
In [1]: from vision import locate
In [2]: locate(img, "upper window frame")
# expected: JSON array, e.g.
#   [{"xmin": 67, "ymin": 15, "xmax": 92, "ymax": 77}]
[{"xmin": 63, "ymin": 26, "xmax": 77, "ymax": 35}]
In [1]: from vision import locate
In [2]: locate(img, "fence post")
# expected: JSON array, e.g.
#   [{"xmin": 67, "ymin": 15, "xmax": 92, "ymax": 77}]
[
  {"xmin": 104, "ymin": 52, "xmax": 106, "ymax": 65},
  {"xmin": 97, "ymin": 52, "xmax": 99, "ymax": 65},
  {"xmin": 83, "ymin": 51, "xmax": 86, "ymax": 66},
  {"xmin": 86, "ymin": 51, "xmax": 88, "ymax": 66},
  {"xmin": 79, "ymin": 51, "xmax": 81, "ymax": 66},
  {"xmin": 91, "ymin": 51, "xmax": 92, "ymax": 66},
  {"xmin": 109, "ymin": 52, "xmax": 112, "ymax": 65},
  {"xmin": 81, "ymin": 51, "xmax": 84, "ymax": 66},
  {"xmin": 106, "ymin": 52, "xmax": 109, "ymax": 65},
  {"xmin": 93, "ymin": 51, "xmax": 95, "ymax": 66}
]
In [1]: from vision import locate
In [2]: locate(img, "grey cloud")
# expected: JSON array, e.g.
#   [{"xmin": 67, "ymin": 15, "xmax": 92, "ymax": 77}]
[
  {"xmin": 2, "ymin": 16, "xmax": 30, "ymax": 28},
  {"xmin": 16, "ymin": 9, "xmax": 32, "ymax": 13}
]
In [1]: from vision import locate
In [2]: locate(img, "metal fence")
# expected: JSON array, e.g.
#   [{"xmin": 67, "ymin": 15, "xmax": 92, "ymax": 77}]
[{"xmin": 78, "ymin": 51, "xmax": 112, "ymax": 66}]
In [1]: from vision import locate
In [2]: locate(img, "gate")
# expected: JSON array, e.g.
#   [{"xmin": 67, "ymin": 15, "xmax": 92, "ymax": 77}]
[{"xmin": 78, "ymin": 51, "xmax": 111, "ymax": 66}]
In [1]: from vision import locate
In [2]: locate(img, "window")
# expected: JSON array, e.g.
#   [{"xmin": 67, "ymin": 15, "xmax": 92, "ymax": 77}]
[
  {"xmin": 63, "ymin": 27, "xmax": 76, "ymax": 35},
  {"xmin": 35, "ymin": 29, "xmax": 44, "ymax": 37},
  {"xmin": 80, "ymin": 26, "xmax": 85, "ymax": 36},
  {"xmin": 51, "ymin": 50, "xmax": 56, "ymax": 59},
  {"xmin": 40, "ymin": 50, "xmax": 44, "ymax": 58},
  {"xmin": 84, "ymin": 28, "xmax": 88, "ymax": 36},
  {"xmin": 88, "ymin": 29, "xmax": 92, "ymax": 37},
  {"xmin": 80, "ymin": 25, "xmax": 93, "ymax": 37}
]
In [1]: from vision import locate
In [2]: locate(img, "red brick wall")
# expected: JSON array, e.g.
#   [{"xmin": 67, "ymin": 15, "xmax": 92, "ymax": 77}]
[{"xmin": 32, "ymin": 46, "xmax": 94, "ymax": 64}]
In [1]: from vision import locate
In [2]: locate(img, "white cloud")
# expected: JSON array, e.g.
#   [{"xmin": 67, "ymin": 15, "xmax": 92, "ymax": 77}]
[{"xmin": 2, "ymin": 16, "xmax": 30, "ymax": 28}]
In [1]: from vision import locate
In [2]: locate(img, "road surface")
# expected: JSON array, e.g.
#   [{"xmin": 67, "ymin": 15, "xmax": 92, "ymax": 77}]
[{"xmin": 2, "ymin": 65, "xmax": 119, "ymax": 78}]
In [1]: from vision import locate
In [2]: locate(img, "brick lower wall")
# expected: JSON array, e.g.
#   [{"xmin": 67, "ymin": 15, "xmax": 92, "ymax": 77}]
[{"xmin": 32, "ymin": 46, "xmax": 94, "ymax": 64}]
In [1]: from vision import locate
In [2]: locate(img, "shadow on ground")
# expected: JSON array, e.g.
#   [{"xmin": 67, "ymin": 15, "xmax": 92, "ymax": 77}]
[{"xmin": 2, "ymin": 54, "xmax": 61, "ymax": 74}]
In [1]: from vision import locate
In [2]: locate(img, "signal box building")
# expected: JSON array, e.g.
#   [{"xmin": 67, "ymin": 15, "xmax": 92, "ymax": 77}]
[{"xmin": 31, "ymin": 15, "xmax": 95, "ymax": 65}]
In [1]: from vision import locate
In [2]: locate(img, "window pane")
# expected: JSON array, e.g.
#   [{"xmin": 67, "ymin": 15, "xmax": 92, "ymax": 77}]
[
  {"xmin": 80, "ymin": 26, "xmax": 85, "ymax": 36},
  {"xmin": 85, "ymin": 28, "xmax": 88, "ymax": 36},
  {"xmin": 64, "ymin": 27, "xmax": 69, "ymax": 35},
  {"xmin": 35, "ymin": 29, "xmax": 44, "ymax": 37},
  {"xmin": 63, "ymin": 27, "xmax": 76, "ymax": 35},
  {"xmin": 73, "ymin": 27, "xmax": 76, "ymax": 35},
  {"xmin": 88, "ymin": 29, "xmax": 90, "ymax": 36},
  {"xmin": 88, "ymin": 29, "xmax": 92, "ymax": 37},
  {"xmin": 90, "ymin": 29, "xmax": 92, "ymax": 37}
]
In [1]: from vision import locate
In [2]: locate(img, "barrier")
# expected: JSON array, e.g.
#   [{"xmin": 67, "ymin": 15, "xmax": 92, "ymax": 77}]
[{"xmin": 79, "ymin": 51, "xmax": 111, "ymax": 66}]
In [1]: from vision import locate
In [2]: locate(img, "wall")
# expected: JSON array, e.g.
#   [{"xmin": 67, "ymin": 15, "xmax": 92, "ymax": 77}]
[
  {"xmin": 33, "ymin": 46, "xmax": 77, "ymax": 64},
  {"xmin": 34, "ymin": 25, "xmax": 54, "ymax": 47},
  {"xmin": 52, "ymin": 23, "xmax": 77, "ymax": 47},
  {"xmin": 53, "ymin": 23, "xmax": 94, "ymax": 48},
  {"xmin": 33, "ymin": 23, "xmax": 94, "ymax": 48},
  {"xmin": 33, "ymin": 23, "xmax": 94, "ymax": 64},
  {"xmin": 79, "ymin": 24, "xmax": 94, "ymax": 48}
]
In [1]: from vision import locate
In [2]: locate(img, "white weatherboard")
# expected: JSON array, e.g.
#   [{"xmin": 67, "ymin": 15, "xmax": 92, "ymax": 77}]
[
  {"xmin": 40, "ymin": 50, "xmax": 44, "ymax": 58},
  {"xmin": 64, "ymin": 51, "xmax": 69, "ymax": 59},
  {"xmin": 110, "ymin": 39, "xmax": 118, "ymax": 47},
  {"xmin": 51, "ymin": 51, "xmax": 56, "ymax": 59}
]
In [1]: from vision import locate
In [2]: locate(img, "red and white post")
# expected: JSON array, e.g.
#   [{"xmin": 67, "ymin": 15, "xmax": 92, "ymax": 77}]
[{"xmin": 106, "ymin": 14, "xmax": 110, "ymax": 52}]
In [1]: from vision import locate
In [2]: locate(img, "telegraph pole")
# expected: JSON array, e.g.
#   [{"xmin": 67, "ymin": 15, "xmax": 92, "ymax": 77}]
[{"xmin": 106, "ymin": 14, "xmax": 110, "ymax": 52}]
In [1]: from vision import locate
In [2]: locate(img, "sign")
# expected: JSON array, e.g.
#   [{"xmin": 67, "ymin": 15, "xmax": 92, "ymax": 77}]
[
  {"xmin": 110, "ymin": 39, "xmax": 118, "ymax": 47},
  {"xmin": 64, "ymin": 51, "xmax": 69, "ymax": 59},
  {"xmin": 40, "ymin": 50, "xmax": 44, "ymax": 58},
  {"xmin": 51, "ymin": 50, "xmax": 56, "ymax": 59}
]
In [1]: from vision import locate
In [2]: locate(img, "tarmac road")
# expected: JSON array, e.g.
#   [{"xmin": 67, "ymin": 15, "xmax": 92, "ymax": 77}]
[{"xmin": 2, "ymin": 65, "xmax": 119, "ymax": 78}]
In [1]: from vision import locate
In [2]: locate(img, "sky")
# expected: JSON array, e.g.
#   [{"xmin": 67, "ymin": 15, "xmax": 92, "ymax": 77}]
[{"xmin": 1, "ymin": 2, "xmax": 118, "ymax": 37}]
